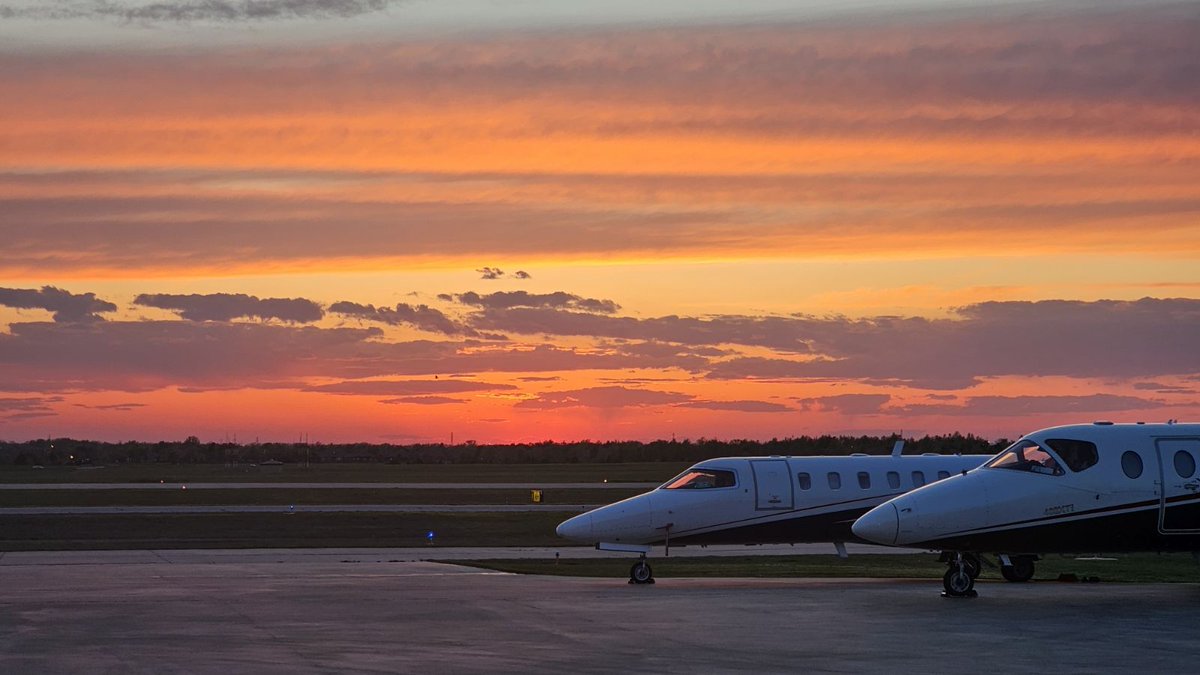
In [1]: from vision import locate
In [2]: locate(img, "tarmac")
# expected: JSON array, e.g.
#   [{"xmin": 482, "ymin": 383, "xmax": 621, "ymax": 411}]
[
  {"xmin": 0, "ymin": 543, "xmax": 912, "ymax": 566},
  {"xmin": 2, "ymin": 550, "xmax": 1197, "ymax": 673}
]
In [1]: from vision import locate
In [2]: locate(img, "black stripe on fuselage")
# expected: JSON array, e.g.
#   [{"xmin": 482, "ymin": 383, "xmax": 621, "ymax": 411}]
[
  {"xmin": 658, "ymin": 500, "xmax": 891, "ymax": 546},
  {"xmin": 935, "ymin": 492, "xmax": 1200, "ymax": 539},
  {"xmin": 915, "ymin": 496, "xmax": 1200, "ymax": 553},
  {"xmin": 661, "ymin": 492, "xmax": 899, "ymax": 541}
]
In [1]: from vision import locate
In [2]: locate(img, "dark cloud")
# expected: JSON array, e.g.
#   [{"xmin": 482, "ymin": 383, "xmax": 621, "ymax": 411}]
[
  {"xmin": 134, "ymin": 293, "xmax": 323, "ymax": 323},
  {"xmin": 451, "ymin": 291, "xmax": 620, "ymax": 314},
  {"xmin": 2, "ymin": 411, "xmax": 57, "ymax": 422},
  {"xmin": 513, "ymin": 271, "xmax": 532, "ymax": 280},
  {"xmin": 477, "ymin": 267, "xmax": 505, "ymax": 280},
  {"xmin": 72, "ymin": 402, "xmax": 146, "ymax": 411},
  {"xmin": 0, "ymin": 286, "xmax": 116, "ymax": 323},
  {"xmin": 1, "ymin": 295, "xmax": 1198, "ymax": 416},
  {"xmin": 0, "ymin": 196, "xmax": 746, "ymax": 276},
  {"xmin": 672, "ymin": 299, "xmax": 1200, "ymax": 389},
  {"xmin": 0, "ymin": 0, "xmax": 394, "ymax": 22},
  {"xmin": 305, "ymin": 379, "xmax": 516, "ymax": 396},
  {"xmin": 893, "ymin": 394, "xmax": 1169, "ymax": 417},
  {"xmin": 0, "ymin": 321, "xmax": 385, "ymax": 393},
  {"xmin": 0, "ymin": 395, "xmax": 62, "ymax": 423},
  {"xmin": 0, "ymin": 320, "xmax": 701, "ymax": 393},
  {"xmin": 328, "ymin": 301, "xmax": 493, "ymax": 338},
  {"xmin": 515, "ymin": 386, "xmax": 691, "ymax": 410},
  {"xmin": 1133, "ymin": 381, "xmax": 1195, "ymax": 394},
  {"xmin": 379, "ymin": 396, "xmax": 465, "ymax": 406},
  {"xmin": 5, "ymin": 171, "xmax": 1194, "ymax": 277},
  {"xmin": 470, "ymin": 309, "xmax": 812, "ymax": 352},
  {"xmin": 676, "ymin": 400, "xmax": 792, "ymax": 413},
  {"xmin": 607, "ymin": 341, "xmax": 727, "ymax": 360},
  {"xmin": 796, "ymin": 394, "xmax": 892, "ymax": 415},
  {"xmin": 0, "ymin": 396, "xmax": 64, "ymax": 412}
]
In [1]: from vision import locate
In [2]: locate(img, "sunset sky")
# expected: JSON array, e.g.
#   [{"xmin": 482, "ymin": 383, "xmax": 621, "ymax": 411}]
[{"xmin": 1, "ymin": 0, "xmax": 1198, "ymax": 444}]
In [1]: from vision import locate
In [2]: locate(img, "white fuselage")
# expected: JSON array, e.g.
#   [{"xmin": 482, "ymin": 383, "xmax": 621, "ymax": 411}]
[
  {"xmin": 853, "ymin": 423, "xmax": 1200, "ymax": 553},
  {"xmin": 556, "ymin": 453, "xmax": 990, "ymax": 548}
]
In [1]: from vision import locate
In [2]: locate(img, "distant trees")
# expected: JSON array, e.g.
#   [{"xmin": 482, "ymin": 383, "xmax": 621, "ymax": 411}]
[{"xmin": 0, "ymin": 433, "xmax": 1009, "ymax": 466}]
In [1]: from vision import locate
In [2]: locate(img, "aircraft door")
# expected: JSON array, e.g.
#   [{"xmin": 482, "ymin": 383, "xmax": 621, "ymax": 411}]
[
  {"xmin": 751, "ymin": 460, "xmax": 794, "ymax": 510},
  {"xmin": 1155, "ymin": 438, "xmax": 1200, "ymax": 533}
]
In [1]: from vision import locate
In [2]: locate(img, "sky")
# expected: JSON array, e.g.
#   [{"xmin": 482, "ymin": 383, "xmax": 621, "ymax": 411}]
[{"xmin": 1, "ymin": 0, "xmax": 1198, "ymax": 444}]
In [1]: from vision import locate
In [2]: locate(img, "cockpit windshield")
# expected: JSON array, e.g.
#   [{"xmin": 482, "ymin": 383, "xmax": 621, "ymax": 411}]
[
  {"xmin": 662, "ymin": 468, "xmax": 737, "ymax": 489},
  {"xmin": 985, "ymin": 439, "xmax": 1064, "ymax": 476}
]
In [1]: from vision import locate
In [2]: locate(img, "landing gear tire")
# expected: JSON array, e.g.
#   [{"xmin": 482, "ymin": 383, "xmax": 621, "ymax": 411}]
[
  {"xmin": 629, "ymin": 560, "xmax": 655, "ymax": 585},
  {"xmin": 1001, "ymin": 556, "xmax": 1035, "ymax": 583},
  {"xmin": 942, "ymin": 565, "xmax": 976, "ymax": 597}
]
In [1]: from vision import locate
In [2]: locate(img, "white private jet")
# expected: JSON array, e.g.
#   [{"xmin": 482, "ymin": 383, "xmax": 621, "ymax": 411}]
[
  {"xmin": 556, "ymin": 442, "xmax": 992, "ymax": 583},
  {"xmin": 853, "ymin": 421, "xmax": 1200, "ymax": 597}
]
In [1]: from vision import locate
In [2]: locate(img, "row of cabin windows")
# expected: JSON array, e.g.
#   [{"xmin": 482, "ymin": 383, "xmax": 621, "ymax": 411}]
[
  {"xmin": 796, "ymin": 469, "xmax": 952, "ymax": 491},
  {"xmin": 1120, "ymin": 449, "xmax": 1198, "ymax": 480}
]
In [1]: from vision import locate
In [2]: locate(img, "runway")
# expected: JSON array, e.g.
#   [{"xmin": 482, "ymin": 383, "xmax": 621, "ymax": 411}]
[
  {"xmin": 2, "ymin": 551, "xmax": 1196, "ymax": 673},
  {"xmin": 0, "ymin": 482, "xmax": 655, "ymax": 490}
]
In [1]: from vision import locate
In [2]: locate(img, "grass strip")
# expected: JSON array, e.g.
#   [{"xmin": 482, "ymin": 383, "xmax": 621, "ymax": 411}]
[
  {"xmin": 0, "ymin": 462, "xmax": 687, "ymax": 484},
  {"xmin": 0, "ymin": 512, "xmax": 568, "ymax": 551},
  {"xmin": 0, "ymin": 488, "xmax": 639, "ymax": 508}
]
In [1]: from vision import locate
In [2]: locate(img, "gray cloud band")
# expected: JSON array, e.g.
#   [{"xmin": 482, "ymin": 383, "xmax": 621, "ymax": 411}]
[{"xmin": 0, "ymin": 0, "xmax": 393, "ymax": 22}]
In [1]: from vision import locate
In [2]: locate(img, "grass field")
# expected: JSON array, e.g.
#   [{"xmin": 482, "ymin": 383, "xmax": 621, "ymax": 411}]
[
  {"xmin": 460, "ymin": 553, "xmax": 1200, "ymax": 584},
  {"xmin": 0, "ymin": 462, "xmax": 687, "ymax": 484},
  {"xmin": 0, "ymin": 487, "xmax": 641, "ymax": 508},
  {"xmin": 0, "ymin": 511, "xmax": 571, "ymax": 551}
]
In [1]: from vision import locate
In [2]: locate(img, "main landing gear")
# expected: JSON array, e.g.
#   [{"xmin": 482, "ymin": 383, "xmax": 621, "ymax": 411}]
[
  {"xmin": 942, "ymin": 552, "xmax": 979, "ymax": 598},
  {"xmin": 629, "ymin": 555, "xmax": 655, "ymax": 584},
  {"xmin": 1000, "ymin": 555, "xmax": 1037, "ymax": 582}
]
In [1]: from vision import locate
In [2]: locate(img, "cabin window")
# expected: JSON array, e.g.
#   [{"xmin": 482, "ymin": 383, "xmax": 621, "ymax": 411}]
[
  {"xmin": 858, "ymin": 472, "xmax": 871, "ymax": 489},
  {"xmin": 1045, "ymin": 438, "xmax": 1099, "ymax": 473},
  {"xmin": 1120, "ymin": 451, "xmax": 1143, "ymax": 479},
  {"xmin": 887, "ymin": 471, "xmax": 901, "ymax": 489},
  {"xmin": 936, "ymin": 470, "xmax": 951, "ymax": 480},
  {"xmin": 1174, "ymin": 451, "xmax": 1196, "ymax": 479},
  {"xmin": 663, "ymin": 469, "xmax": 737, "ymax": 489},
  {"xmin": 911, "ymin": 471, "xmax": 926, "ymax": 487},
  {"xmin": 827, "ymin": 472, "xmax": 842, "ymax": 489},
  {"xmin": 797, "ymin": 472, "xmax": 812, "ymax": 490},
  {"xmin": 984, "ymin": 439, "xmax": 1064, "ymax": 476}
]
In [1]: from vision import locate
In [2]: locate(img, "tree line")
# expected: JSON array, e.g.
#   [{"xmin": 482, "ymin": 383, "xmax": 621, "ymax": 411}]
[{"xmin": 0, "ymin": 433, "xmax": 1009, "ymax": 466}]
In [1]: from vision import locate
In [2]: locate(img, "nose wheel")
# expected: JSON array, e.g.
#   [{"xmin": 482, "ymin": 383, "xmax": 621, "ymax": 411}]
[
  {"xmin": 629, "ymin": 557, "xmax": 655, "ymax": 584},
  {"xmin": 942, "ymin": 553, "xmax": 978, "ymax": 598}
]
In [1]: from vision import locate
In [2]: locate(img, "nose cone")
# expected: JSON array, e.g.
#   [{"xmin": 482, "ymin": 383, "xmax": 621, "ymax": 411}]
[
  {"xmin": 556, "ymin": 492, "xmax": 657, "ymax": 545},
  {"xmin": 853, "ymin": 502, "xmax": 899, "ymax": 545},
  {"xmin": 556, "ymin": 512, "xmax": 594, "ymax": 542}
]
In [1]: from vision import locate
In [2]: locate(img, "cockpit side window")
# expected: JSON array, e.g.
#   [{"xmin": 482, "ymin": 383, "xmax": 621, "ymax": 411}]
[
  {"xmin": 1045, "ymin": 438, "xmax": 1099, "ymax": 473},
  {"xmin": 985, "ymin": 439, "xmax": 1064, "ymax": 476},
  {"xmin": 663, "ymin": 469, "xmax": 737, "ymax": 489}
]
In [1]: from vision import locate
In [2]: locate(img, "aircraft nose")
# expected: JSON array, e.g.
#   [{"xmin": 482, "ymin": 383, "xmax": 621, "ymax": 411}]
[
  {"xmin": 852, "ymin": 502, "xmax": 899, "ymax": 546},
  {"xmin": 555, "ymin": 512, "xmax": 593, "ymax": 542}
]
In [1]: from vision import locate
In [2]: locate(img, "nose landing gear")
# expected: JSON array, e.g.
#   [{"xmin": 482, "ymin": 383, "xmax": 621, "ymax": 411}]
[
  {"xmin": 629, "ymin": 555, "xmax": 655, "ymax": 584},
  {"xmin": 942, "ymin": 552, "xmax": 978, "ymax": 598}
]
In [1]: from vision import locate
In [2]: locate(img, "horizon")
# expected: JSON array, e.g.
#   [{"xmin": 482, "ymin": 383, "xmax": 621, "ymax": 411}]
[{"xmin": 2, "ymin": 1, "xmax": 1198, "ymax": 444}]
